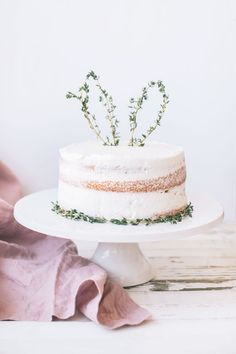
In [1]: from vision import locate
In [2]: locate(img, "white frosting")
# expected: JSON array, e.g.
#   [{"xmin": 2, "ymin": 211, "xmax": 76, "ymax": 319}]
[
  {"xmin": 58, "ymin": 140, "xmax": 188, "ymax": 220},
  {"xmin": 59, "ymin": 141, "xmax": 185, "ymax": 182}
]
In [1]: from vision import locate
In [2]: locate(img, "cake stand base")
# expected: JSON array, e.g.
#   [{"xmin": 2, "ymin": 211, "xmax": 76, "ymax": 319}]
[{"xmin": 91, "ymin": 242, "xmax": 153, "ymax": 287}]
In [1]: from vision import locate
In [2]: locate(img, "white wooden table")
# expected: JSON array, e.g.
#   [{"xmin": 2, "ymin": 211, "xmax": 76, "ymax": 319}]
[{"xmin": 1, "ymin": 222, "xmax": 236, "ymax": 354}]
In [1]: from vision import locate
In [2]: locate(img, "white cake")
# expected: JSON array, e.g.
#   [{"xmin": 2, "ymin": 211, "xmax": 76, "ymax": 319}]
[{"xmin": 58, "ymin": 141, "xmax": 188, "ymax": 221}]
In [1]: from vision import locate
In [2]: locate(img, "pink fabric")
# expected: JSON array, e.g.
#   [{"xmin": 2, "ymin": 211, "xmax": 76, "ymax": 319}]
[{"xmin": 0, "ymin": 161, "xmax": 150, "ymax": 328}]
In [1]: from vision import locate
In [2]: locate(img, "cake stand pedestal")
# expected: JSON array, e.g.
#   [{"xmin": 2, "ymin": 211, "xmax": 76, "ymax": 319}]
[{"xmin": 14, "ymin": 189, "xmax": 224, "ymax": 287}]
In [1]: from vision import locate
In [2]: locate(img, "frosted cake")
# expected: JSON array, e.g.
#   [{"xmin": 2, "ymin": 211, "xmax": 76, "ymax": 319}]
[
  {"xmin": 52, "ymin": 71, "xmax": 193, "ymax": 225},
  {"xmin": 57, "ymin": 141, "xmax": 189, "ymax": 223}
]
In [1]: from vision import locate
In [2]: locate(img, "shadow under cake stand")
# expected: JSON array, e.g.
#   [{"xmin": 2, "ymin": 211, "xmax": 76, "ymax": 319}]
[{"xmin": 14, "ymin": 189, "xmax": 224, "ymax": 287}]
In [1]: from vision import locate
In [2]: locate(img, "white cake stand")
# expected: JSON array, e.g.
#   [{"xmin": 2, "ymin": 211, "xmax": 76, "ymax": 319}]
[{"xmin": 14, "ymin": 189, "xmax": 223, "ymax": 287}]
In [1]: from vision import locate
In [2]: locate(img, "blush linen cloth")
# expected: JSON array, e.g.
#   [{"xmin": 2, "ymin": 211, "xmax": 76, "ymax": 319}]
[{"xmin": 0, "ymin": 161, "xmax": 150, "ymax": 328}]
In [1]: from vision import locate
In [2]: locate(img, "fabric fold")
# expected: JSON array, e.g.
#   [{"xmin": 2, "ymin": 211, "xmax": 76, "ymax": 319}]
[{"xmin": 0, "ymin": 161, "xmax": 150, "ymax": 328}]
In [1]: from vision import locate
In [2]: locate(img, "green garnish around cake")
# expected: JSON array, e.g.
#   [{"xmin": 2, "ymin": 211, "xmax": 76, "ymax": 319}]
[
  {"xmin": 66, "ymin": 70, "xmax": 169, "ymax": 147},
  {"xmin": 52, "ymin": 202, "xmax": 193, "ymax": 226}
]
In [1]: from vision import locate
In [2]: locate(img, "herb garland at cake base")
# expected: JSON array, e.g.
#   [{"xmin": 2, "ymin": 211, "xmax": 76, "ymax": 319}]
[{"xmin": 51, "ymin": 202, "xmax": 193, "ymax": 226}]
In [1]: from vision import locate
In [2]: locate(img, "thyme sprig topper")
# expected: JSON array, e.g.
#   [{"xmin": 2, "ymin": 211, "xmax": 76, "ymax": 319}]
[
  {"xmin": 128, "ymin": 80, "xmax": 169, "ymax": 146},
  {"xmin": 66, "ymin": 71, "xmax": 120, "ymax": 146},
  {"xmin": 66, "ymin": 71, "xmax": 169, "ymax": 147}
]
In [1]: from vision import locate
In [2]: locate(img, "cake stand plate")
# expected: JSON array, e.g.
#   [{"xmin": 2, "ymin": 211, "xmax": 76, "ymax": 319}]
[{"xmin": 14, "ymin": 189, "xmax": 224, "ymax": 287}]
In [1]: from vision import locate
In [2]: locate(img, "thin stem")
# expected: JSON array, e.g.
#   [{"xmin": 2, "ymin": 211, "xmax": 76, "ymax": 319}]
[
  {"xmin": 128, "ymin": 87, "xmax": 148, "ymax": 146},
  {"xmin": 95, "ymin": 77, "xmax": 120, "ymax": 146},
  {"xmin": 128, "ymin": 81, "xmax": 169, "ymax": 146},
  {"xmin": 66, "ymin": 89, "xmax": 107, "ymax": 145},
  {"xmin": 66, "ymin": 70, "xmax": 119, "ymax": 146}
]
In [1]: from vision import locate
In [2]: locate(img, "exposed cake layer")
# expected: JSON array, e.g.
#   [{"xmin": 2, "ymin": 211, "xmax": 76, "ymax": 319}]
[
  {"xmin": 58, "ymin": 181, "xmax": 187, "ymax": 220},
  {"xmin": 60, "ymin": 166, "xmax": 186, "ymax": 192}
]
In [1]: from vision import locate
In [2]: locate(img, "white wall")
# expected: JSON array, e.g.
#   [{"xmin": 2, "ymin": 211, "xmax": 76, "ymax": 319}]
[{"xmin": 0, "ymin": 0, "xmax": 235, "ymax": 219}]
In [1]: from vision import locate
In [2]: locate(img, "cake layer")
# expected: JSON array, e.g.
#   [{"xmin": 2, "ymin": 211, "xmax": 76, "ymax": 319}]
[
  {"xmin": 60, "ymin": 166, "xmax": 186, "ymax": 192},
  {"xmin": 58, "ymin": 180, "xmax": 187, "ymax": 220}
]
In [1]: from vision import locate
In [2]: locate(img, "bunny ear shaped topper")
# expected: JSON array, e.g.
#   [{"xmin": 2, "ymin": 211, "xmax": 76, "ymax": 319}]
[
  {"xmin": 128, "ymin": 80, "xmax": 169, "ymax": 146},
  {"xmin": 66, "ymin": 71, "xmax": 169, "ymax": 146},
  {"xmin": 66, "ymin": 71, "xmax": 120, "ymax": 146}
]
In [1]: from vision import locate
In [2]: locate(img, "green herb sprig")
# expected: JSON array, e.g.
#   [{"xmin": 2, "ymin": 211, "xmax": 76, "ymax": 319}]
[
  {"xmin": 66, "ymin": 71, "xmax": 120, "ymax": 146},
  {"xmin": 128, "ymin": 81, "xmax": 169, "ymax": 146},
  {"xmin": 52, "ymin": 202, "xmax": 193, "ymax": 226},
  {"xmin": 66, "ymin": 71, "xmax": 169, "ymax": 147}
]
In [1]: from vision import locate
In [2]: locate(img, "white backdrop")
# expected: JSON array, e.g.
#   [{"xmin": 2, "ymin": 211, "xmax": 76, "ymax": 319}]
[{"xmin": 0, "ymin": 0, "xmax": 235, "ymax": 219}]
